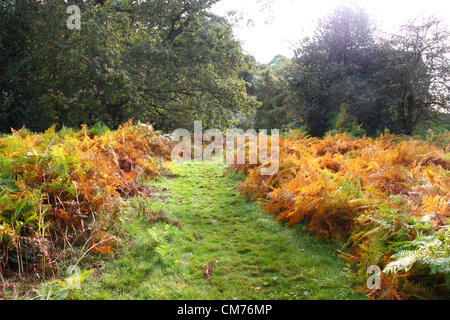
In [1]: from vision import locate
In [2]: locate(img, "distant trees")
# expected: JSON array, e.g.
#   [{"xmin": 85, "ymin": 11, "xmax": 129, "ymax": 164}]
[
  {"xmin": 0, "ymin": 0, "xmax": 258, "ymax": 133},
  {"xmin": 386, "ymin": 18, "xmax": 450, "ymax": 134},
  {"xmin": 251, "ymin": 55, "xmax": 298, "ymax": 130},
  {"xmin": 1, "ymin": 2, "xmax": 448, "ymax": 136},
  {"xmin": 252, "ymin": 6, "xmax": 449, "ymax": 136}
]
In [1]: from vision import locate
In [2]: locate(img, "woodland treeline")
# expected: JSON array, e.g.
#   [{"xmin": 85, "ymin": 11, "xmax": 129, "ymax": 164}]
[
  {"xmin": 250, "ymin": 7, "xmax": 450, "ymax": 136},
  {"xmin": 1, "ymin": 1, "xmax": 449, "ymax": 136},
  {"xmin": 1, "ymin": 0, "xmax": 258, "ymax": 132}
]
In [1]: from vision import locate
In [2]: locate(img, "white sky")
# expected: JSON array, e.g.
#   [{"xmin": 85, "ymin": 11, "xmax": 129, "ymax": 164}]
[{"xmin": 211, "ymin": 0, "xmax": 450, "ymax": 63}]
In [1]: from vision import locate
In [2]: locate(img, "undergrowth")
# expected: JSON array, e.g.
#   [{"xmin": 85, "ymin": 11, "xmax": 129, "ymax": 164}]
[
  {"xmin": 0, "ymin": 121, "xmax": 173, "ymax": 280},
  {"xmin": 233, "ymin": 132, "xmax": 449, "ymax": 299}
]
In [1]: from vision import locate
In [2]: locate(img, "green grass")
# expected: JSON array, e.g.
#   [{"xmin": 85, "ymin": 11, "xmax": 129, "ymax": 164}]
[{"xmin": 73, "ymin": 161, "xmax": 364, "ymax": 300}]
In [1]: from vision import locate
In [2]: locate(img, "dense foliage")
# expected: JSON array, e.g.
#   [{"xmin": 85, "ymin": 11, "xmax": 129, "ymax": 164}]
[
  {"xmin": 246, "ymin": 55, "xmax": 298, "ymax": 130},
  {"xmin": 234, "ymin": 132, "xmax": 449, "ymax": 299},
  {"xmin": 0, "ymin": 0, "xmax": 258, "ymax": 133},
  {"xmin": 252, "ymin": 7, "xmax": 449, "ymax": 137},
  {"xmin": 0, "ymin": 121, "xmax": 172, "ymax": 275}
]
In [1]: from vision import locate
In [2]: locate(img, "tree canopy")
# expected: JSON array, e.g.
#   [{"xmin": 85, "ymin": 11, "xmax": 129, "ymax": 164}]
[
  {"xmin": 0, "ymin": 0, "xmax": 259, "ymax": 133},
  {"xmin": 1, "ymin": 2, "xmax": 448, "ymax": 136},
  {"xmin": 251, "ymin": 6, "xmax": 449, "ymax": 136}
]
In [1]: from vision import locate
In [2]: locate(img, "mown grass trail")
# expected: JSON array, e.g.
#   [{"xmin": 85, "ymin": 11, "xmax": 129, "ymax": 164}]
[{"xmin": 77, "ymin": 162, "xmax": 363, "ymax": 300}]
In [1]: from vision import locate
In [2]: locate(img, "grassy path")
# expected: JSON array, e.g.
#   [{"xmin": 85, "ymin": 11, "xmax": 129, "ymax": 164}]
[{"xmin": 77, "ymin": 162, "xmax": 363, "ymax": 300}]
